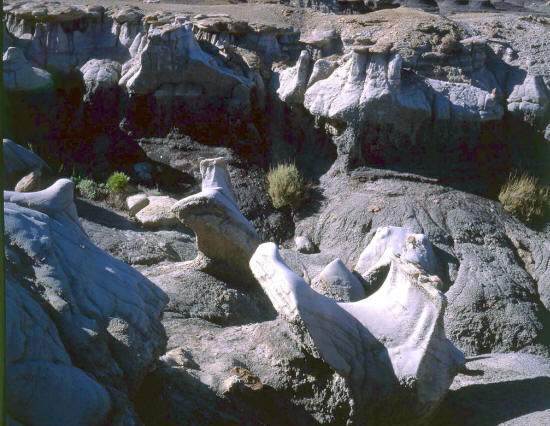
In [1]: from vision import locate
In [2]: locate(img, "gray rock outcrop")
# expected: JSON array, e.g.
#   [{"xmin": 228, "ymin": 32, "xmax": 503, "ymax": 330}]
[
  {"xmin": 5, "ymin": 179, "xmax": 168, "ymax": 423},
  {"xmin": 295, "ymin": 172, "xmax": 550, "ymax": 356}
]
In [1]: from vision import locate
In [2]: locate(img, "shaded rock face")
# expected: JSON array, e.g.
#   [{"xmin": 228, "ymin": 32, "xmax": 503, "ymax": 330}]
[
  {"xmin": 2, "ymin": 2, "xmax": 285, "ymax": 152},
  {"xmin": 5, "ymin": 179, "xmax": 168, "ymax": 423},
  {"xmin": 295, "ymin": 172, "xmax": 550, "ymax": 356},
  {"xmin": 3, "ymin": 139, "xmax": 50, "ymax": 189}
]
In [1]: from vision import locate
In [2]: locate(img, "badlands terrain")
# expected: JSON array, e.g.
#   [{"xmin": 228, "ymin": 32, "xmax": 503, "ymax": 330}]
[{"xmin": 3, "ymin": 0, "xmax": 550, "ymax": 424}]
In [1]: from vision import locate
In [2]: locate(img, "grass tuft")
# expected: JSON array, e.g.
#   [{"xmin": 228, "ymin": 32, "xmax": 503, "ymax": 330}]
[
  {"xmin": 267, "ymin": 163, "xmax": 308, "ymax": 211},
  {"xmin": 498, "ymin": 173, "xmax": 550, "ymax": 224},
  {"xmin": 106, "ymin": 172, "xmax": 130, "ymax": 194}
]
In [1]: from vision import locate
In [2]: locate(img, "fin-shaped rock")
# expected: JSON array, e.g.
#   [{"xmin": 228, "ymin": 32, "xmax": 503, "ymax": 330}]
[
  {"xmin": 313, "ymin": 258, "xmax": 365, "ymax": 302},
  {"xmin": 172, "ymin": 157, "xmax": 260, "ymax": 282},
  {"xmin": 250, "ymin": 242, "xmax": 464, "ymax": 420}
]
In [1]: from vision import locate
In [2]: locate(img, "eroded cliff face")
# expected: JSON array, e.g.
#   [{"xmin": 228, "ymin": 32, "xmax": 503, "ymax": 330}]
[{"xmin": 2, "ymin": 2, "xmax": 549, "ymax": 182}]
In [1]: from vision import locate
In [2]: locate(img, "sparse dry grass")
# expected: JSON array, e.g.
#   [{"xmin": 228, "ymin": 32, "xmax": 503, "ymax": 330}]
[{"xmin": 498, "ymin": 173, "xmax": 550, "ymax": 224}]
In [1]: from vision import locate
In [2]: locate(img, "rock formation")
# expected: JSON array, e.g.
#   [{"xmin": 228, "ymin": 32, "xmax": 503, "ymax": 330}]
[
  {"xmin": 355, "ymin": 226, "xmax": 439, "ymax": 288},
  {"xmin": 5, "ymin": 179, "xmax": 168, "ymax": 423},
  {"xmin": 250, "ymin": 242, "xmax": 464, "ymax": 420},
  {"xmin": 172, "ymin": 157, "xmax": 261, "ymax": 281},
  {"xmin": 313, "ymin": 258, "xmax": 366, "ymax": 302},
  {"xmin": 3, "ymin": 138, "xmax": 49, "ymax": 189},
  {"xmin": 295, "ymin": 172, "xmax": 550, "ymax": 356}
]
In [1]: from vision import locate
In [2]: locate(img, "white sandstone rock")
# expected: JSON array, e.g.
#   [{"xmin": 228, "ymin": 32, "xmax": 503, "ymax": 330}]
[
  {"xmin": 172, "ymin": 157, "xmax": 260, "ymax": 280},
  {"xmin": 80, "ymin": 59, "xmax": 121, "ymax": 97},
  {"xmin": 507, "ymin": 74, "xmax": 549, "ymax": 120},
  {"xmin": 126, "ymin": 194, "xmax": 149, "ymax": 216},
  {"xmin": 250, "ymin": 242, "xmax": 464, "ymax": 419},
  {"xmin": 355, "ymin": 226, "xmax": 439, "ymax": 282},
  {"xmin": 135, "ymin": 195, "xmax": 178, "ymax": 228},
  {"xmin": 295, "ymin": 235, "xmax": 315, "ymax": 254},
  {"xmin": 276, "ymin": 50, "xmax": 313, "ymax": 104}
]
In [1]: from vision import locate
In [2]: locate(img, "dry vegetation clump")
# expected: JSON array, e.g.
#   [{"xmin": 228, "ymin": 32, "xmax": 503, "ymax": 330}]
[
  {"xmin": 267, "ymin": 163, "xmax": 308, "ymax": 211},
  {"xmin": 498, "ymin": 173, "xmax": 550, "ymax": 224}
]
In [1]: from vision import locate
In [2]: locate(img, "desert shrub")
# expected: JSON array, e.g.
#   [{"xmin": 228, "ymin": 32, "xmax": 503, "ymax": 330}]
[
  {"xmin": 498, "ymin": 173, "xmax": 550, "ymax": 224},
  {"xmin": 76, "ymin": 179, "xmax": 100, "ymax": 200},
  {"xmin": 106, "ymin": 172, "xmax": 130, "ymax": 194},
  {"xmin": 436, "ymin": 33, "xmax": 461, "ymax": 54},
  {"xmin": 267, "ymin": 163, "xmax": 308, "ymax": 210}
]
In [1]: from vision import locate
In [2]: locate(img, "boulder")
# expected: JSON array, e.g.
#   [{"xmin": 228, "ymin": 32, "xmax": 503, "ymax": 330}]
[
  {"xmin": 80, "ymin": 59, "xmax": 122, "ymax": 132},
  {"xmin": 135, "ymin": 196, "xmax": 179, "ymax": 229},
  {"xmin": 507, "ymin": 74, "xmax": 549, "ymax": 123},
  {"xmin": 313, "ymin": 258, "xmax": 366, "ymax": 302},
  {"xmin": 126, "ymin": 193, "xmax": 149, "ymax": 216},
  {"xmin": 14, "ymin": 169, "xmax": 42, "ymax": 192},
  {"xmin": 81, "ymin": 59, "xmax": 121, "ymax": 97},
  {"xmin": 5, "ymin": 179, "xmax": 168, "ymax": 422},
  {"xmin": 172, "ymin": 158, "xmax": 261, "ymax": 282}
]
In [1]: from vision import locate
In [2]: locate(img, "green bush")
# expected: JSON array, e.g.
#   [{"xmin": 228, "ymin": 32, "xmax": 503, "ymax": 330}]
[
  {"xmin": 498, "ymin": 173, "xmax": 550, "ymax": 224},
  {"xmin": 106, "ymin": 172, "xmax": 130, "ymax": 194},
  {"xmin": 76, "ymin": 179, "xmax": 100, "ymax": 200},
  {"xmin": 267, "ymin": 163, "xmax": 308, "ymax": 210}
]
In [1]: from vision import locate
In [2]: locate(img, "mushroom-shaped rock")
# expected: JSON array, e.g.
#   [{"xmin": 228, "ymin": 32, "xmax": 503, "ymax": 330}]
[
  {"xmin": 355, "ymin": 226, "xmax": 439, "ymax": 285},
  {"xmin": 5, "ymin": 178, "xmax": 81, "ymax": 227},
  {"xmin": 250, "ymin": 242, "xmax": 464, "ymax": 420},
  {"xmin": 172, "ymin": 158, "xmax": 260, "ymax": 281},
  {"xmin": 313, "ymin": 258, "xmax": 365, "ymax": 302},
  {"xmin": 5, "ymin": 179, "xmax": 168, "ymax": 422}
]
